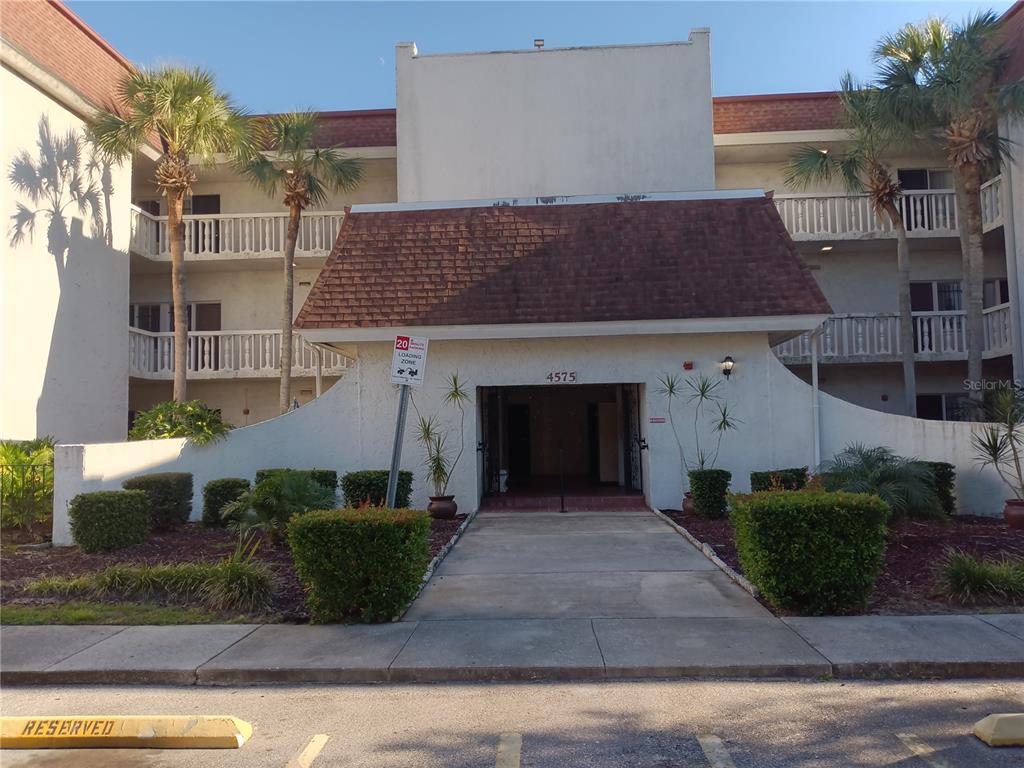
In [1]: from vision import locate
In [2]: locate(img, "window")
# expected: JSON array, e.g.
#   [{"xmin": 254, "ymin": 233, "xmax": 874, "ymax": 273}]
[
  {"xmin": 984, "ymin": 278, "xmax": 1010, "ymax": 308},
  {"xmin": 897, "ymin": 169, "xmax": 953, "ymax": 191},
  {"xmin": 130, "ymin": 302, "xmax": 221, "ymax": 332},
  {"xmin": 916, "ymin": 393, "xmax": 971, "ymax": 422},
  {"xmin": 910, "ymin": 281, "xmax": 963, "ymax": 312}
]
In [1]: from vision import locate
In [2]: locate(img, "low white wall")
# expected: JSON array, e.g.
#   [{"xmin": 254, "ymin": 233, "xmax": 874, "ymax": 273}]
[{"xmin": 54, "ymin": 333, "xmax": 1008, "ymax": 545}]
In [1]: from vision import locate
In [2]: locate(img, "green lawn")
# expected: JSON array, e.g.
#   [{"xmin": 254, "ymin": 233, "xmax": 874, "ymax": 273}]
[{"xmin": 0, "ymin": 601, "xmax": 225, "ymax": 625}]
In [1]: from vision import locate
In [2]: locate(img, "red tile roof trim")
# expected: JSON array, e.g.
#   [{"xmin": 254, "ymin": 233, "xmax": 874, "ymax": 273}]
[
  {"xmin": 295, "ymin": 196, "xmax": 832, "ymax": 330},
  {"xmin": 2, "ymin": 1, "xmax": 134, "ymax": 111}
]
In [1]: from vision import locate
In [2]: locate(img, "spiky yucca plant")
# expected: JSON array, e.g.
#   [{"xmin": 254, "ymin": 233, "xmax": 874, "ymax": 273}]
[
  {"xmin": 90, "ymin": 67, "xmax": 256, "ymax": 402},
  {"xmin": 239, "ymin": 112, "xmax": 363, "ymax": 413}
]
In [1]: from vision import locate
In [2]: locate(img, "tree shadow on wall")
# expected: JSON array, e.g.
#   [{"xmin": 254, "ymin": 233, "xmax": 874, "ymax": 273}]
[
  {"xmin": 7, "ymin": 115, "xmax": 123, "ymax": 443},
  {"xmin": 8, "ymin": 115, "xmax": 110, "ymax": 262}
]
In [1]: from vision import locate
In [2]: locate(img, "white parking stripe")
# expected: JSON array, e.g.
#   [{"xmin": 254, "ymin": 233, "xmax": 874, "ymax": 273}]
[
  {"xmin": 697, "ymin": 734, "xmax": 738, "ymax": 768},
  {"xmin": 897, "ymin": 733, "xmax": 951, "ymax": 768},
  {"xmin": 496, "ymin": 732, "xmax": 523, "ymax": 768},
  {"xmin": 287, "ymin": 734, "xmax": 330, "ymax": 768}
]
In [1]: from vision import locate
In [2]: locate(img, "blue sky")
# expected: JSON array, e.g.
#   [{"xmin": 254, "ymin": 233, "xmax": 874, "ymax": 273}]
[{"xmin": 68, "ymin": 1, "xmax": 1013, "ymax": 113}]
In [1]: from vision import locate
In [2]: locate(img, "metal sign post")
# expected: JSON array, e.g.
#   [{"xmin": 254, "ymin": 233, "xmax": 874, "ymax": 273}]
[
  {"xmin": 385, "ymin": 335, "xmax": 429, "ymax": 508},
  {"xmin": 385, "ymin": 384, "xmax": 411, "ymax": 508}
]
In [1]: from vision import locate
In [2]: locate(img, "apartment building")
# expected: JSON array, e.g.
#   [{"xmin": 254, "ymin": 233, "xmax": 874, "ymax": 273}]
[{"xmin": 3, "ymin": 0, "xmax": 1022, "ymax": 447}]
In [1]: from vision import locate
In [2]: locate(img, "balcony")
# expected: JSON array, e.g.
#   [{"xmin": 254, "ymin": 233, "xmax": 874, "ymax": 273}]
[
  {"xmin": 773, "ymin": 176, "xmax": 1003, "ymax": 241},
  {"xmin": 129, "ymin": 207, "xmax": 346, "ymax": 261},
  {"xmin": 773, "ymin": 303, "xmax": 1013, "ymax": 364},
  {"xmin": 129, "ymin": 328, "xmax": 353, "ymax": 380}
]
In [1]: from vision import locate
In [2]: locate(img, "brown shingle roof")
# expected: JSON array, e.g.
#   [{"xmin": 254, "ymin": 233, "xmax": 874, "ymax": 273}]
[
  {"xmin": 712, "ymin": 92, "xmax": 843, "ymax": 134},
  {"xmin": 264, "ymin": 92, "xmax": 847, "ymax": 149},
  {"xmin": 2, "ymin": 0, "xmax": 134, "ymax": 112},
  {"xmin": 295, "ymin": 195, "xmax": 831, "ymax": 330},
  {"xmin": 999, "ymin": 1, "xmax": 1024, "ymax": 83}
]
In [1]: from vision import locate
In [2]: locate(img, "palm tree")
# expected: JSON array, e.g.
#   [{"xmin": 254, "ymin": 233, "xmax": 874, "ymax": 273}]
[
  {"xmin": 785, "ymin": 76, "xmax": 919, "ymax": 416},
  {"xmin": 239, "ymin": 111, "xmax": 362, "ymax": 414},
  {"xmin": 89, "ymin": 67, "xmax": 255, "ymax": 402},
  {"xmin": 873, "ymin": 12, "xmax": 1024, "ymax": 408}
]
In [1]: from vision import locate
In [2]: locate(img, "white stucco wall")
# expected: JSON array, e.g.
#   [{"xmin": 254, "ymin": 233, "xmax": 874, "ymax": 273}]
[
  {"xmin": 1, "ymin": 64, "xmax": 131, "ymax": 443},
  {"xmin": 1000, "ymin": 116, "xmax": 1024, "ymax": 379},
  {"xmin": 395, "ymin": 34, "xmax": 715, "ymax": 202},
  {"xmin": 54, "ymin": 331, "xmax": 1007, "ymax": 545}
]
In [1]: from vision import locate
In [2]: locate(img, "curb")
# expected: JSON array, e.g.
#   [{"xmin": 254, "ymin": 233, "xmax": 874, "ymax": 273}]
[{"xmin": 647, "ymin": 507, "xmax": 760, "ymax": 598}]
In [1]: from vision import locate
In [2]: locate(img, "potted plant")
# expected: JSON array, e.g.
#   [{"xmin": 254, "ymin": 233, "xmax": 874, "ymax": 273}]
[
  {"xmin": 972, "ymin": 386, "xmax": 1024, "ymax": 529},
  {"xmin": 657, "ymin": 372, "xmax": 739, "ymax": 517},
  {"xmin": 414, "ymin": 373, "xmax": 470, "ymax": 519}
]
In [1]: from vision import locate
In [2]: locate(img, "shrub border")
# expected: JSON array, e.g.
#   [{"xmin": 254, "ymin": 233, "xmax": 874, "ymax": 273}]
[{"xmin": 647, "ymin": 506, "xmax": 761, "ymax": 599}]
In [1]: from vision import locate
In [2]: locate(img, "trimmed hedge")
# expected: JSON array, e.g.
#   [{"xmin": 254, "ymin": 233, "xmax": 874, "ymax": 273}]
[
  {"xmin": 730, "ymin": 490, "xmax": 890, "ymax": 615},
  {"xmin": 924, "ymin": 461, "xmax": 956, "ymax": 516},
  {"xmin": 255, "ymin": 468, "xmax": 337, "ymax": 494},
  {"xmin": 202, "ymin": 478, "xmax": 250, "ymax": 527},
  {"xmin": 688, "ymin": 469, "xmax": 732, "ymax": 519},
  {"xmin": 750, "ymin": 467, "xmax": 809, "ymax": 493},
  {"xmin": 69, "ymin": 490, "xmax": 149, "ymax": 553},
  {"xmin": 340, "ymin": 470, "xmax": 413, "ymax": 508},
  {"xmin": 288, "ymin": 507, "xmax": 430, "ymax": 623},
  {"xmin": 122, "ymin": 472, "xmax": 192, "ymax": 531}
]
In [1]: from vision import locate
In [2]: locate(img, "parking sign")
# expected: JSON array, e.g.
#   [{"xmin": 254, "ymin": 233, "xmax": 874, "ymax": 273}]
[{"xmin": 390, "ymin": 335, "xmax": 428, "ymax": 387}]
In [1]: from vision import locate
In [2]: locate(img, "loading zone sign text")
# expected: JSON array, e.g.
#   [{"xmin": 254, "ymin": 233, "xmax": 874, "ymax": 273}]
[{"xmin": 390, "ymin": 335, "xmax": 428, "ymax": 387}]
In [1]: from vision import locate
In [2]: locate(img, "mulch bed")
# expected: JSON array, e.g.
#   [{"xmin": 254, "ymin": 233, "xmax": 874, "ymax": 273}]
[
  {"xmin": 662, "ymin": 509, "xmax": 1024, "ymax": 615},
  {"xmin": 1, "ymin": 514, "xmax": 468, "ymax": 623}
]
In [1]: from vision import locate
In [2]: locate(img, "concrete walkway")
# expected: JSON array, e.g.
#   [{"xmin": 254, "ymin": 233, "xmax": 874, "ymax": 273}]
[{"xmin": 3, "ymin": 510, "xmax": 1024, "ymax": 684}]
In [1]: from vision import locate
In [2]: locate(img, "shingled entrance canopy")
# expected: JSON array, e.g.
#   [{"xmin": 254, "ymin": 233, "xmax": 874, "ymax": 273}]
[{"xmin": 296, "ymin": 191, "xmax": 832, "ymax": 341}]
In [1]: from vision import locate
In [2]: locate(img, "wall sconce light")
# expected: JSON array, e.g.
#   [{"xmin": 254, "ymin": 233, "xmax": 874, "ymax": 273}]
[{"xmin": 721, "ymin": 356, "xmax": 735, "ymax": 379}]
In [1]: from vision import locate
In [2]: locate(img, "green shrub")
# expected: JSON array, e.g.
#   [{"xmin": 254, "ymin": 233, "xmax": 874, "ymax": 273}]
[
  {"xmin": 69, "ymin": 490, "xmax": 149, "ymax": 553},
  {"xmin": 288, "ymin": 507, "xmax": 430, "ymax": 623},
  {"xmin": 924, "ymin": 462, "xmax": 956, "ymax": 516},
  {"xmin": 223, "ymin": 472, "xmax": 335, "ymax": 543},
  {"xmin": 940, "ymin": 550, "xmax": 1024, "ymax": 603},
  {"xmin": 129, "ymin": 400, "xmax": 232, "ymax": 445},
  {"xmin": 730, "ymin": 490, "xmax": 890, "ymax": 614},
  {"xmin": 819, "ymin": 443, "xmax": 939, "ymax": 519},
  {"xmin": 255, "ymin": 468, "xmax": 338, "ymax": 495},
  {"xmin": 26, "ymin": 558, "xmax": 273, "ymax": 613},
  {"xmin": 688, "ymin": 469, "xmax": 732, "ymax": 519},
  {"xmin": 202, "ymin": 478, "xmax": 250, "ymax": 527},
  {"xmin": 0, "ymin": 439, "xmax": 54, "ymax": 530},
  {"xmin": 750, "ymin": 467, "xmax": 808, "ymax": 493},
  {"xmin": 340, "ymin": 470, "xmax": 413, "ymax": 508},
  {"xmin": 122, "ymin": 472, "xmax": 193, "ymax": 531}
]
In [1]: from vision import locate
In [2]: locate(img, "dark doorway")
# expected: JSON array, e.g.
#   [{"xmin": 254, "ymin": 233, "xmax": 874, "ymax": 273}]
[
  {"xmin": 507, "ymin": 403, "xmax": 531, "ymax": 480},
  {"xmin": 479, "ymin": 383, "xmax": 644, "ymax": 501},
  {"xmin": 189, "ymin": 194, "xmax": 221, "ymax": 254}
]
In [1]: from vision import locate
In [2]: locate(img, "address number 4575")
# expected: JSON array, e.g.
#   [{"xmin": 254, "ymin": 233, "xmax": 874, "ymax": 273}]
[{"xmin": 546, "ymin": 371, "xmax": 577, "ymax": 383}]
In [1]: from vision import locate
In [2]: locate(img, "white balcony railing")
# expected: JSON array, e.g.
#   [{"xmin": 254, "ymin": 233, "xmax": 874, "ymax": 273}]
[
  {"xmin": 773, "ymin": 304, "xmax": 1013, "ymax": 363},
  {"xmin": 130, "ymin": 207, "xmax": 346, "ymax": 260},
  {"xmin": 773, "ymin": 176, "xmax": 1003, "ymax": 241},
  {"xmin": 129, "ymin": 328, "xmax": 352, "ymax": 380}
]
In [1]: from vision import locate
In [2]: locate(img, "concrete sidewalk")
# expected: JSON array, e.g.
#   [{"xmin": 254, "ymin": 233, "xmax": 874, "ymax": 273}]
[
  {"xmin": 3, "ymin": 510, "xmax": 1024, "ymax": 684},
  {"xmin": 2, "ymin": 614, "xmax": 1023, "ymax": 684}
]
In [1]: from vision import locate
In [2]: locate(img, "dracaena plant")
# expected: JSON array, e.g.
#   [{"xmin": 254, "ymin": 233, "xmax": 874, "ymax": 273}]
[
  {"xmin": 413, "ymin": 373, "xmax": 470, "ymax": 498},
  {"xmin": 972, "ymin": 387, "xmax": 1024, "ymax": 500},
  {"xmin": 657, "ymin": 372, "xmax": 740, "ymax": 479}
]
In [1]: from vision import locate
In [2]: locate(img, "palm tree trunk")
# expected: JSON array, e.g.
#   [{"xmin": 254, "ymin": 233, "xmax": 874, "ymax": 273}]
[
  {"xmin": 883, "ymin": 202, "xmax": 917, "ymax": 416},
  {"xmin": 955, "ymin": 165, "xmax": 986, "ymax": 409},
  {"xmin": 279, "ymin": 204, "xmax": 301, "ymax": 414},
  {"xmin": 168, "ymin": 191, "xmax": 188, "ymax": 403}
]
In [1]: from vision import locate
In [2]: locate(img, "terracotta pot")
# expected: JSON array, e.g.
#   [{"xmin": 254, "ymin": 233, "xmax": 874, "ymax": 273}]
[
  {"xmin": 682, "ymin": 492, "xmax": 695, "ymax": 515},
  {"xmin": 1004, "ymin": 499, "xmax": 1024, "ymax": 530},
  {"xmin": 428, "ymin": 495, "xmax": 458, "ymax": 520}
]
